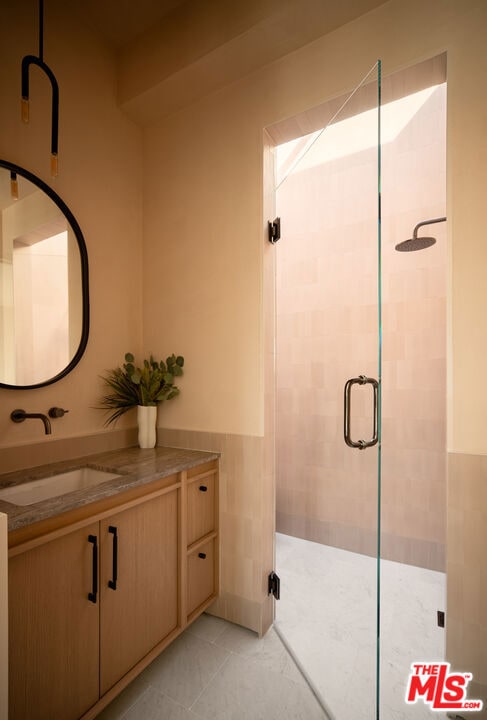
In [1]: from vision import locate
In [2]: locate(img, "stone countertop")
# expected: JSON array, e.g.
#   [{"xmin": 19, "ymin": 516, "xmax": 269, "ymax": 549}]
[{"xmin": 0, "ymin": 446, "xmax": 219, "ymax": 533}]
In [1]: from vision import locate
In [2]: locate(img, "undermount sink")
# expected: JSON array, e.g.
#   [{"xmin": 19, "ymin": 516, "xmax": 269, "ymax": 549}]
[{"xmin": 0, "ymin": 467, "xmax": 122, "ymax": 506}]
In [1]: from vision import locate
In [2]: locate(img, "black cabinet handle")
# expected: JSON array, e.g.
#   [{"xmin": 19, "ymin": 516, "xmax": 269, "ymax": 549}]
[
  {"xmin": 199, "ymin": 485, "xmax": 208, "ymax": 492},
  {"xmin": 88, "ymin": 534, "xmax": 98, "ymax": 603},
  {"xmin": 108, "ymin": 526, "xmax": 118, "ymax": 590},
  {"xmin": 198, "ymin": 552, "xmax": 207, "ymax": 559}
]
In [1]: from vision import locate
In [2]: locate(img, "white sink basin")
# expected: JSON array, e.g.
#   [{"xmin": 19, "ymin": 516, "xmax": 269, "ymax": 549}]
[{"xmin": 0, "ymin": 467, "xmax": 122, "ymax": 506}]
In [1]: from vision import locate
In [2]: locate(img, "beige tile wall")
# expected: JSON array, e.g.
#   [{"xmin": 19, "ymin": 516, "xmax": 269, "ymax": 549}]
[
  {"xmin": 447, "ymin": 452, "xmax": 487, "ymax": 709},
  {"xmin": 157, "ymin": 427, "xmax": 273, "ymax": 636},
  {"xmin": 275, "ymin": 86, "xmax": 447, "ymax": 570}
]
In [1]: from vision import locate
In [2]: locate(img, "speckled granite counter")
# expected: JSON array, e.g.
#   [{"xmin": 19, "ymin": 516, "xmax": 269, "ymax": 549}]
[{"xmin": 0, "ymin": 446, "xmax": 219, "ymax": 534}]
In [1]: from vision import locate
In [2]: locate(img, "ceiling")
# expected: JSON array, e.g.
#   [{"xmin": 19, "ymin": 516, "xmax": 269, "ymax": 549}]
[
  {"xmin": 72, "ymin": 0, "xmax": 188, "ymax": 50},
  {"xmin": 59, "ymin": 0, "xmax": 389, "ymax": 124}
]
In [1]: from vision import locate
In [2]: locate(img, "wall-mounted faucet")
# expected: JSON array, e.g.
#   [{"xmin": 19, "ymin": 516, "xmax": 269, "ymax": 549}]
[{"xmin": 10, "ymin": 409, "xmax": 51, "ymax": 435}]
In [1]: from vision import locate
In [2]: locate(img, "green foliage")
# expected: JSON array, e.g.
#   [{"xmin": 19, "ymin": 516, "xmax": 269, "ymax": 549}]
[{"xmin": 98, "ymin": 352, "xmax": 185, "ymax": 426}]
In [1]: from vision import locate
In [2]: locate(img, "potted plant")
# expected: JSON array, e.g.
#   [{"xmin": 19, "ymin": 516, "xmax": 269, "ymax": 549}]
[{"xmin": 99, "ymin": 352, "xmax": 184, "ymax": 448}]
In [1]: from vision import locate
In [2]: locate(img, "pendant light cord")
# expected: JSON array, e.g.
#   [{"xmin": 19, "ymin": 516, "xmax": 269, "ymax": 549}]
[{"xmin": 39, "ymin": 0, "xmax": 44, "ymax": 62}]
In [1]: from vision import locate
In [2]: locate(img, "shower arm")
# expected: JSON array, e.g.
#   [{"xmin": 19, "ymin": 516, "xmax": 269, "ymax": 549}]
[{"xmin": 412, "ymin": 216, "xmax": 447, "ymax": 239}]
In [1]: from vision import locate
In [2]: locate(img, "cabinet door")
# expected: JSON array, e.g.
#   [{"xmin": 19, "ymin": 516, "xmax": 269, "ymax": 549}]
[
  {"xmin": 9, "ymin": 524, "xmax": 100, "ymax": 720},
  {"xmin": 100, "ymin": 490, "xmax": 179, "ymax": 695}
]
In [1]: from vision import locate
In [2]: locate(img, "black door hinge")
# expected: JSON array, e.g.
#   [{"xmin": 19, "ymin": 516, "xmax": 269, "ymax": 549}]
[
  {"xmin": 268, "ymin": 217, "xmax": 281, "ymax": 243},
  {"xmin": 268, "ymin": 571, "xmax": 280, "ymax": 599},
  {"xmin": 437, "ymin": 610, "xmax": 445, "ymax": 628}
]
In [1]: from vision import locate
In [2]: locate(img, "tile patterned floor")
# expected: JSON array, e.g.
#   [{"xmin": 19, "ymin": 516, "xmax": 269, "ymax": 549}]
[
  {"xmin": 96, "ymin": 613, "xmax": 327, "ymax": 720},
  {"xmin": 275, "ymin": 532, "xmax": 447, "ymax": 720}
]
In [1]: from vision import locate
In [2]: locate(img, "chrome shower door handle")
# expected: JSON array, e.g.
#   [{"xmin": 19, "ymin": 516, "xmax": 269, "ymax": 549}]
[{"xmin": 344, "ymin": 375, "xmax": 379, "ymax": 449}]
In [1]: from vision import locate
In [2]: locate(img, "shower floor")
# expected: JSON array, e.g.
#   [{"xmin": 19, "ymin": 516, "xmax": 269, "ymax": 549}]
[{"xmin": 275, "ymin": 532, "xmax": 447, "ymax": 720}]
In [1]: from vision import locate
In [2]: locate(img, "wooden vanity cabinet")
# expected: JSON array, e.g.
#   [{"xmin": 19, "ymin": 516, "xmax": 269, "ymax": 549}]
[
  {"xmin": 9, "ymin": 523, "xmax": 100, "ymax": 720},
  {"xmin": 8, "ymin": 459, "xmax": 219, "ymax": 720}
]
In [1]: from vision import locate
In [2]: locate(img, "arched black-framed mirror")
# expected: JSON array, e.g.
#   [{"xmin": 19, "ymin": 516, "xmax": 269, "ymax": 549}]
[{"xmin": 0, "ymin": 159, "xmax": 89, "ymax": 389}]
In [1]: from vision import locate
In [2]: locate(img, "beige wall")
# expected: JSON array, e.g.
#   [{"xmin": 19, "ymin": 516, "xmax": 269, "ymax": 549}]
[{"xmin": 0, "ymin": 0, "xmax": 143, "ymax": 453}]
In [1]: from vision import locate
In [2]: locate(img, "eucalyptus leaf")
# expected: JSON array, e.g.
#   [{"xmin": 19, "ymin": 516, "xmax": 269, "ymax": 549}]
[{"xmin": 97, "ymin": 351, "xmax": 185, "ymax": 425}]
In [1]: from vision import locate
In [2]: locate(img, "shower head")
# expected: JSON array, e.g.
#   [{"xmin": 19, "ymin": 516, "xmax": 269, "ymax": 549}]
[
  {"xmin": 395, "ymin": 235, "xmax": 436, "ymax": 252},
  {"xmin": 395, "ymin": 216, "xmax": 446, "ymax": 252}
]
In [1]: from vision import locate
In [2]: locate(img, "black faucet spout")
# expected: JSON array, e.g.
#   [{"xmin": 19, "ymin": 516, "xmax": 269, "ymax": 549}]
[{"xmin": 10, "ymin": 409, "xmax": 52, "ymax": 435}]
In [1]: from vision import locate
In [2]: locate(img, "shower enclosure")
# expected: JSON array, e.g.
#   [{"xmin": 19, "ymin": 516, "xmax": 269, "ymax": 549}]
[{"xmin": 271, "ymin": 59, "xmax": 447, "ymax": 720}]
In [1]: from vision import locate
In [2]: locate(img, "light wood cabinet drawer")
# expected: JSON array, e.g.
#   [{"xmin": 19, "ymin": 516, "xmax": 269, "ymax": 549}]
[
  {"xmin": 187, "ymin": 539, "xmax": 216, "ymax": 617},
  {"xmin": 187, "ymin": 473, "xmax": 216, "ymax": 545}
]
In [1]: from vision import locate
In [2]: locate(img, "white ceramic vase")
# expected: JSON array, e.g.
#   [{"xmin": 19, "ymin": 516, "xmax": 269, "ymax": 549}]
[{"xmin": 137, "ymin": 405, "xmax": 157, "ymax": 448}]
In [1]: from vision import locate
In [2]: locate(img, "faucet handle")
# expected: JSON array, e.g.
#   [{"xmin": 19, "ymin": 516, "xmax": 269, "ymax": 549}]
[
  {"xmin": 48, "ymin": 407, "xmax": 69, "ymax": 418},
  {"xmin": 11, "ymin": 409, "xmax": 27, "ymax": 423}
]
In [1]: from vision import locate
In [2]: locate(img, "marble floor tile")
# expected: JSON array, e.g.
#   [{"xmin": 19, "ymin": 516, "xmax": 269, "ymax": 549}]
[
  {"xmin": 121, "ymin": 686, "xmax": 198, "ymax": 720},
  {"xmin": 185, "ymin": 612, "xmax": 228, "ymax": 643},
  {"xmin": 214, "ymin": 623, "xmax": 307, "ymax": 687},
  {"xmin": 275, "ymin": 532, "xmax": 447, "ymax": 720},
  {"xmin": 140, "ymin": 631, "xmax": 230, "ymax": 708},
  {"xmin": 95, "ymin": 674, "xmax": 150, "ymax": 720},
  {"xmin": 191, "ymin": 652, "xmax": 326, "ymax": 720},
  {"xmin": 96, "ymin": 617, "xmax": 322, "ymax": 720}
]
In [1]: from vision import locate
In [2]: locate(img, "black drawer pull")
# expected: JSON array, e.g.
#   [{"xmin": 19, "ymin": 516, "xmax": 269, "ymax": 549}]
[
  {"xmin": 198, "ymin": 552, "xmax": 207, "ymax": 559},
  {"xmin": 88, "ymin": 534, "xmax": 98, "ymax": 603},
  {"xmin": 199, "ymin": 485, "xmax": 208, "ymax": 492},
  {"xmin": 108, "ymin": 526, "xmax": 118, "ymax": 590}
]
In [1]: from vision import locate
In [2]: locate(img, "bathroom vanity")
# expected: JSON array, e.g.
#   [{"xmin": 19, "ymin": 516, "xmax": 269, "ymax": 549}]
[{"xmin": 0, "ymin": 446, "xmax": 219, "ymax": 720}]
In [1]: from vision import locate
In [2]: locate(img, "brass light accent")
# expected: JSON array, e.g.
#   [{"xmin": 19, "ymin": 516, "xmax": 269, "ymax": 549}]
[
  {"xmin": 21, "ymin": 0, "xmax": 59, "ymax": 177},
  {"xmin": 10, "ymin": 171, "xmax": 18, "ymax": 199}
]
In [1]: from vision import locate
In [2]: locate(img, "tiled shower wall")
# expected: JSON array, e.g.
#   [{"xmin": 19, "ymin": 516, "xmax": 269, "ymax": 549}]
[{"xmin": 276, "ymin": 85, "xmax": 446, "ymax": 571}]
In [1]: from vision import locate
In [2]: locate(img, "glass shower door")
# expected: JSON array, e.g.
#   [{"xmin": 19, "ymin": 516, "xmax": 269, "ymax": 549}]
[{"xmin": 274, "ymin": 61, "xmax": 382, "ymax": 720}]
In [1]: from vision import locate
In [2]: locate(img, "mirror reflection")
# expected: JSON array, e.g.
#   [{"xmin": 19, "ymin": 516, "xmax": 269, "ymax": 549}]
[{"xmin": 0, "ymin": 161, "xmax": 88, "ymax": 388}]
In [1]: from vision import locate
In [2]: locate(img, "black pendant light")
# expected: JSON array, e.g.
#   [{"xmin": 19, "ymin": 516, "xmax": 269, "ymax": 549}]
[{"xmin": 21, "ymin": 0, "xmax": 59, "ymax": 177}]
